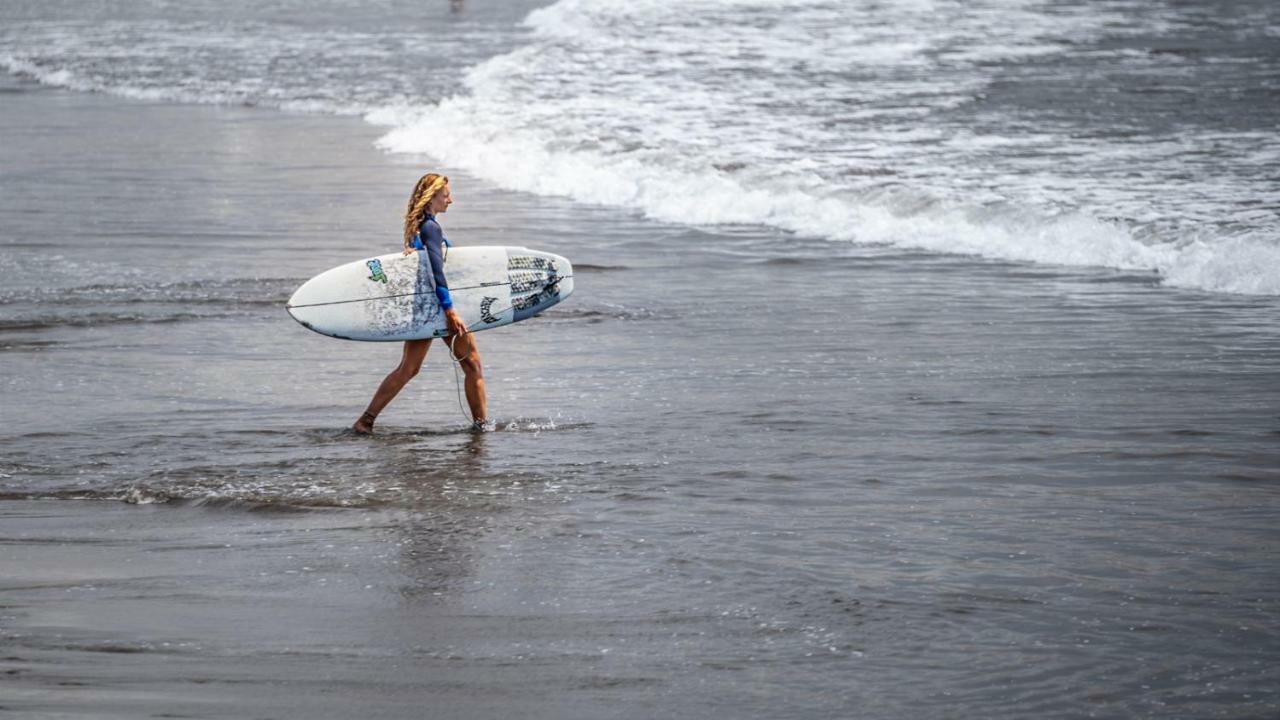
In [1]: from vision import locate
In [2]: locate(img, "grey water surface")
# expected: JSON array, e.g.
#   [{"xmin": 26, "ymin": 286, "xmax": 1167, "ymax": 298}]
[{"xmin": 1, "ymin": 2, "xmax": 1279, "ymax": 719}]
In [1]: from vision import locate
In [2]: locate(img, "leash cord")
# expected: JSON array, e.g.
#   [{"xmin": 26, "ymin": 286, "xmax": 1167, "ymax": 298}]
[
  {"xmin": 446, "ymin": 335, "xmax": 472, "ymax": 423},
  {"xmin": 442, "ymin": 274, "xmax": 570, "ymax": 424}
]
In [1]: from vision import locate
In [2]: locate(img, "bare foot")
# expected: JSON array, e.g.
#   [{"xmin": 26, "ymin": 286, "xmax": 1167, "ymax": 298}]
[{"xmin": 353, "ymin": 412, "xmax": 376, "ymax": 434}]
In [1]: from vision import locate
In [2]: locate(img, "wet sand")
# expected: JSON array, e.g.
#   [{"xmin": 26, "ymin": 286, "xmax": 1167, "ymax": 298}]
[
  {"xmin": 2, "ymin": 500, "xmax": 665, "ymax": 720},
  {"xmin": 2, "ymin": 72, "xmax": 1279, "ymax": 719}
]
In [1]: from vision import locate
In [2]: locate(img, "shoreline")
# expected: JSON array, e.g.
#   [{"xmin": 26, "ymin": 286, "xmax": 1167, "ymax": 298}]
[{"xmin": 2, "ymin": 62, "xmax": 1279, "ymax": 719}]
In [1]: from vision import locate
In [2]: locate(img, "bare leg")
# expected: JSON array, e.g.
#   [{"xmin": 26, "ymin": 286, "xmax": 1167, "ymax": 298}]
[
  {"xmin": 353, "ymin": 339, "xmax": 432, "ymax": 433},
  {"xmin": 447, "ymin": 333, "xmax": 487, "ymax": 424}
]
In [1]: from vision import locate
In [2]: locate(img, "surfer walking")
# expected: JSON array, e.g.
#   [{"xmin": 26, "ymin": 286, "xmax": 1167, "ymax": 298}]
[{"xmin": 353, "ymin": 173, "xmax": 489, "ymax": 433}]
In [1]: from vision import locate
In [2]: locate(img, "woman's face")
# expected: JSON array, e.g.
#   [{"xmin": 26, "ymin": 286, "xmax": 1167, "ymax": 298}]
[{"xmin": 430, "ymin": 185, "xmax": 453, "ymax": 214}]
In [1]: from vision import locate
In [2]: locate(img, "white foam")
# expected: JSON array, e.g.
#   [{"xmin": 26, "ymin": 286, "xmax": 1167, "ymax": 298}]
[
  {"xmin": 1162, "ymin": 235, "xmax": 1280, "ymax": 296},
  {"xmin": 375, "ymin": 106, "xmax": 1199, "ymax": 279},
  {"xmin": 0, "ymin": 20, "xmax": 505, "ymax": 116},
  {"xmin": 4, "ymin": 3, "xmax": 1276, "ymax": 296},
  {"xmin": 1, "ymin": 54, "xmax": 86, "ymax": 93},
  {"xmin": 372, "ymin": 0, "xmax": 1280, "ymax": 296}
]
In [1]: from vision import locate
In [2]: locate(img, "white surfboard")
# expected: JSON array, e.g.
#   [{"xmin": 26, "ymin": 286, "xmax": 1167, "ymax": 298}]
[{"xmin": 286, "ymin": 246, "xmax": 573, "ymax": 341}]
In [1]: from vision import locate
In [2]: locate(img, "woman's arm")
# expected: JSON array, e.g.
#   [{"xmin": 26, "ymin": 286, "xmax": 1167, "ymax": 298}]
[
  {"xmin": 421, "ymin": 220, "xmax": 467, "ymax": 336},
  {"xmin": 420, "ymin": 221, "xmax": 453, "ymax": 310}
]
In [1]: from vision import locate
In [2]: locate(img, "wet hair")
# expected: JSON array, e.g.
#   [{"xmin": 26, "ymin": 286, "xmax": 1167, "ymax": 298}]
[{"xmin": 403, "ymin": 173, "xmax": 449, "ymax": 247}]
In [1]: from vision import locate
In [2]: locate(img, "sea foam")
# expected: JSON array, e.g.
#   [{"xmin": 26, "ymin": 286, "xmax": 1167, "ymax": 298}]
[
  {"xmin": 3, "ymin": 2, "xmax": 1275, "ymax": 295},
  {"xmin": 372, "ymin": 0, "xmax": 1279, "ymax": 295}
]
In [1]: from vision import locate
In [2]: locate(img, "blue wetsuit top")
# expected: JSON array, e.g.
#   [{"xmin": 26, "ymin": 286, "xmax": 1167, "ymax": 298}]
[{"xmin": 411, "ymin": 213, "xmax": 453, "ymax": 310}]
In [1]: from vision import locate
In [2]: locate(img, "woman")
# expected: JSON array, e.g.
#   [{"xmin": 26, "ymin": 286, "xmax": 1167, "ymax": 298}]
[{"xmin": 352, "ymin": 173, "xmax": 489, "ymax": 433}]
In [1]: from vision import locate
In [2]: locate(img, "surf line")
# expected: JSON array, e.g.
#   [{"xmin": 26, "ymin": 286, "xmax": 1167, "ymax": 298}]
[{"xmin": 285, "ymin": 277, "xmax": 572, "ymax": 310}]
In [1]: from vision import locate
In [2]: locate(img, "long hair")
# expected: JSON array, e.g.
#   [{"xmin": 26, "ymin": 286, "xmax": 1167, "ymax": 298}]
[{"xmin": 403, "ymin": 173, "xmax": 449, "ymax": 247}]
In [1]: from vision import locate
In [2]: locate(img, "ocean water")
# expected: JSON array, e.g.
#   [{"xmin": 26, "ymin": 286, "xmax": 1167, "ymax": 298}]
[
  {"xmin": 2, "ymin": 1, "xmax": 1279, "ymax": 718},
  {"xmin": 4, "ymin": 0, "xmax": 1278, "ymax": 294}
]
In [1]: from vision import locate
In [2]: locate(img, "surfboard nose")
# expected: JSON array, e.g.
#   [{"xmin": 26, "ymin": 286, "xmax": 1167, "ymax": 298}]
[
  {"xmin": 507, "ymin": 247, "xmax": 573, "ymax": 321},
  {"xmin": 548, "ymin": 252, "xmax": 574, "ymax": 301}
]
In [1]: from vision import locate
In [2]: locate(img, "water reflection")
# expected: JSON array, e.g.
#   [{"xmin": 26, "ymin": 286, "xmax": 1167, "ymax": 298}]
[{"xmin": 379, "ymin": 430, "xmax": 511, "ymax": 601}]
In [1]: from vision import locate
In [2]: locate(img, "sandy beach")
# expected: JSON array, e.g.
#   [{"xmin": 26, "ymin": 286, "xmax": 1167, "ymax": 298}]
[{"xmin": 2, "ymin": 4, "xmax": 1280, "ymax": 717}]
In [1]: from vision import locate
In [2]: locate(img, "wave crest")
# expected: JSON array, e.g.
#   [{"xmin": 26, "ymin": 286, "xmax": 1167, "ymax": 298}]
[{"xmin": 369, "ymin": 0, "xmax": 1280, "ymax": 296}]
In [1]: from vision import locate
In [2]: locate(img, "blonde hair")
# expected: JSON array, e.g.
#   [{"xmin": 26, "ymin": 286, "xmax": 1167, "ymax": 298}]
[{"xmin": 403, "ymin": 173, "xmax": 449, "ymax": 247}]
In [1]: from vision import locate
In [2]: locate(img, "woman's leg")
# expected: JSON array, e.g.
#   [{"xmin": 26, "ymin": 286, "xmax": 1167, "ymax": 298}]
[
  {"xmin": 447, "ymin": 333, "xmax": 487, "ymax": 424},
  {"xmin": 353, "ymin": 338, "xmax": 432, "ymax": 433}
]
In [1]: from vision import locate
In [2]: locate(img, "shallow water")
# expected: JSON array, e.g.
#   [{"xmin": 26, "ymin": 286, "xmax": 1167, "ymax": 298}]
[
  {"xmin": 2, "ymin": 2, "xmax": 1280, "ymax": 718},
  {"xmin": 2, "ymin": 73, "xmax": 1278, "ymax": 718}
]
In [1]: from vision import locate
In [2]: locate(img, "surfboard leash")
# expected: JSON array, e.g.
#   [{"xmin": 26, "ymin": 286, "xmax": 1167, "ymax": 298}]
[
  {"xmin": 445, "ymin": 334, "xmax": 474, "ymax": 424},
  {"xmin": 440, "ymin": 273, "xmax": 573, "ymax": 427}
]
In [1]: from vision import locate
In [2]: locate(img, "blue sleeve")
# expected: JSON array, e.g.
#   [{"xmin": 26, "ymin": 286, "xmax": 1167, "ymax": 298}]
[{"xmin": 420, "ymin": 219, "xmax": 453, "ymax": 310}]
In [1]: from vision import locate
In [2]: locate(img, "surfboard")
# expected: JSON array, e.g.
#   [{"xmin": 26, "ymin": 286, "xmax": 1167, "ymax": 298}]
[{"xmin": 286, "ymin": 246, "xmax": 573, "ymax": 341}]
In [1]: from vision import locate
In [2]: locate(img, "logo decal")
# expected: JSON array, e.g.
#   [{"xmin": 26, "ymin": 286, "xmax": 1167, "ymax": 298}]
[
  {"xmin": 479, "ymin": 296, "xmax": 500, "ymax": 324},
  {"xmin": 366, "ymin": 259, "xmax": 388, "ymax": 284}
]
